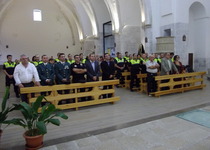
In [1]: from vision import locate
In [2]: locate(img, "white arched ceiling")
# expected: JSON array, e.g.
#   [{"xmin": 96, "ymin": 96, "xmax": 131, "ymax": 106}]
[
  {"xmin": 80, "ymin": 0, "xmax": 98, "ymax": 37},
  {"xmin": 104, "ymin": 0, "xmax": 120, "ymax": 33}
]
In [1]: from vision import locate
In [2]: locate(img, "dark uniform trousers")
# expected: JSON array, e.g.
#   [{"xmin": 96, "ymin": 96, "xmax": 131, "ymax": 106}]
[
  {"xmin": 147, "ymin": 72, "xmax": 158, "ymax": 93},
  {"xmin": 71, "ymin": 62, "xmax": 87, "ymax": 101},
  {"xmin": 3, "ymin": 61, "xmax": 19, "ymax": 97}
]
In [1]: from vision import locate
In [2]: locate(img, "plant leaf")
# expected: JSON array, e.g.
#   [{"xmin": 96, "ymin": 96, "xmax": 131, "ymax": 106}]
[
  {"xmin": 32, "ymin": 96, "xmax": 45, "ymax": 113},
  {"xmin": 39, "ymin": 104, "xmax": 56, "ymax": 121},
  {"xmin": 36, "ymin": 121, "xmax": 46, "ymax": 135},
  {"xmin": 3, "ymin": 118, "xmax": 26, "ymax": 128},
  {"xmin": 55, "ymin": 112, "xmax": 68, "ymax": 120},
  {"xmin": 48, "ymin": 119, "xmax": 60, "ymax": 126},
  {"xmin": 19, "ymin": 102, "xmax": 33, "ymax": 119},
  {"xmin": 2, "ymin": 87, "xmax": 10, "ymax": 112}
]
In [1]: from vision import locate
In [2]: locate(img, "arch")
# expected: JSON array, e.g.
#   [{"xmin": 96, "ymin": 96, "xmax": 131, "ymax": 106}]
[{"xmin": 189, "ymin": 1, "xmax": 207, "ymax": 71}]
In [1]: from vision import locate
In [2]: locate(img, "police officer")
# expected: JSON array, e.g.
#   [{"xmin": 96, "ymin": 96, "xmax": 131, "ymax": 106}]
[
  {"xmin": 54, "ymin": 53, "xmax": 71, "ymax": 103},
  {"xmin": 71, "ymin": 54, "xmax": 87, "ymax": 101},
  {"xmin": 124, "ymin": 51, "xmax": 130, "ymax": 71},
  {"xmin": 3, "ymin": 55, "xmax": 19, "ymax": 98},
  {"xmin": 129, "ymin": 54, "xmax": 141, "ymax": 91},
  {"xmin": 79, "ymin": 53, "xmax": 87, "ymax": 64},
  {"xmin": 67, "ymin": 54, "xmax": 75, "ymax": 64},
  {"xmin": 37, "ymin": 55, "xmax": 55, "ymax": 86},
  {"xmin": 32, "ymin": 54, "xmax": 42, "ymax": 67},
  {"xmin": 140, "ymin": 53, "xmax": 148, "ymax": 74},
  {"xmin": 114, "ymin": 52, "xmax": 125, "ymax": 85}
]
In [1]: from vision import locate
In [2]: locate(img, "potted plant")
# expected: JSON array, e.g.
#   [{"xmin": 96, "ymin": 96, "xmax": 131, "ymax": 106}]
[
  {"xmin": 0, "ymin": 87, "xmax": 13, "ymax": 139},
  {"xmin": 5, "ymin": 95, "xmax": 68, "ymax": 149}
]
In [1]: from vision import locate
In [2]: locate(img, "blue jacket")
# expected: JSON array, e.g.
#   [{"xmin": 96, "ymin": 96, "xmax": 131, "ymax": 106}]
[
  {"xmin": 37, "ymin": 63, "xmax": 55, "ymax": 85},
  {"xmin": 54, "ymin": 62, "xmax": 71, "ymax": 84}
]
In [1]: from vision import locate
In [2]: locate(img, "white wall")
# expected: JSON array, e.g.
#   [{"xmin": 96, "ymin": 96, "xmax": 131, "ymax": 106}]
[{"xmin": 0, "ymin": 0, "xmax": 81, "ymax": 63}]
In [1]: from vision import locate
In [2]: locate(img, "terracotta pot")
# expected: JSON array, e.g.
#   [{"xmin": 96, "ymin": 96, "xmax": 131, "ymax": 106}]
[{"xmin": 23, "ymin": 131, "xmax": 44, "ymax": 150}]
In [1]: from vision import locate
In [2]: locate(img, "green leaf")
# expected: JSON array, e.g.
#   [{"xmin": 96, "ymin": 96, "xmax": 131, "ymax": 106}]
[
  {"xmin": 48, "ymin": 119, "xmax": 60, "ymax": 126},
  {"xmin": 2, "ymin": 87, "xmax": 10, "ymax": 112},
  {"xmin": 19, "ymin": 102, "xmax": 33, "ymax": 119},
  {"xmin": 55, "ymin": 112, "xmax": 68, "ymax": 120},
  {"xmin": 39, "ymin": 104, "xmax": 56, "ymax": 121},
  {"xmin": 32, "ymin": 96, "xmax": 45, "ymax": 113},
  {"xmin": 3, "ymin": 118, "xmax": 26, "ymax": 128},
  {"xmin": 36, "ymin": 121, "xmax": 47, "ymax": 135}
]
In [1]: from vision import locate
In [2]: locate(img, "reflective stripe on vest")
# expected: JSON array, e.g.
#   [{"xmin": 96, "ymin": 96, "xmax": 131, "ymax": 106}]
[
  {"xmin": 4, "ymin": 62, "xmax": 16, "ymax": 68},
  {"xmin": 115, "ymin": 57, "xmax": 124, "ymax": 63},
  {"xmin": 130, "ymin": 59, "xmax": 140, "ymax": 65},
  {"xmin": 140, "ymin": 58, "xmax": 148, "ymax": 63},
  {"xmin": 67, "ymin": 60, "xmax": 75, "ymax": 64}
]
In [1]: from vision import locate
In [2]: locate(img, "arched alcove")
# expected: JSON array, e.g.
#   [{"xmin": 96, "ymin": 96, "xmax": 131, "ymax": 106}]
[{"xmin": 189, "ymin": 2, "xmax": 207, "ymax": 71}]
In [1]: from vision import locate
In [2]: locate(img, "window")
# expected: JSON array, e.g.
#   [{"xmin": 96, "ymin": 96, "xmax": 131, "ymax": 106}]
[{"xmin": 33, "ymin": 9, "xmax": 42, "ymax": 21}]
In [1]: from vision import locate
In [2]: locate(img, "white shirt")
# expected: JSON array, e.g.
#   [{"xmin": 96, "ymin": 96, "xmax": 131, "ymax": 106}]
[
  {"xmin": 146, "ymin": 60, "xmax": 158, "ymax": 73},
  {"xmin": 14, "ymin": 62, "xmax": 40, "ymax": 85}
]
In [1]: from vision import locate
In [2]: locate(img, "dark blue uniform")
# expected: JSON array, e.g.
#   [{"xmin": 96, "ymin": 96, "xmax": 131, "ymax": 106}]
[
  {"xmin": 54, "ymin": 62, "xmax": 71, "ymax": 84},
  {"xmin": 37, "ymin": 63, "xmax": 55, "ymax": 86}
]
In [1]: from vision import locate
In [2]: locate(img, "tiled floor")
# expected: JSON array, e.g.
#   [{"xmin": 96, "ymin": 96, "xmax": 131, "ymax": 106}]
[
  {"xmin": 0, "ymin": 73, "xmax": 210, "ymax": 150},
  {"xmin": 40, "ymin": 113, "xmax": 210, "ymax": 150}
]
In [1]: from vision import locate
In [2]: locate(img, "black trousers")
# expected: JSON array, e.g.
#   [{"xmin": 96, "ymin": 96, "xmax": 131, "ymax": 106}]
[
  {"xmin": 116, "ymin": 70, "xmax": 124, "ymax": 84},
  {"xmin": 102, "ymin": 78, "xmax": 114, "ymax": 98},
  {"xmin": 5, "ymin": 77, "xmax": 19, "ymax": 96},
  {"xmin": 20, "ymin": 82, "xmax": 34, "ymax": 103},
  {"xmin": 130, "ymin": 74, "xmax": 140, "ymax": 90},
  {"xmin": 147, "ymin": 73, "xmax": 157, "ymax": 93}
]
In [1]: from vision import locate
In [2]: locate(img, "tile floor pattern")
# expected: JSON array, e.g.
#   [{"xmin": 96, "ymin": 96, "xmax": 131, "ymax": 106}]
[{"xmin": 41, "ymin": 114, "xmax": 210, "ymax": 150}]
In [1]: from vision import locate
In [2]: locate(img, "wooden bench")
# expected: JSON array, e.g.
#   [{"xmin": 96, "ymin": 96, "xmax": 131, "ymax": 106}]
[
  {"xmin": 20, "ymin": 80, "xmax": 120, "ymax": 110},
  {"xmin": 121, "ymin": 72, "xmax": 131, "ymax": 88},
  {"xmin": 137, "ymin": 74, "xmax": 147, "ymax": 93},
  {"xmin": 153, "ymin": 72, "xmax": 206, "ymax": 97}
]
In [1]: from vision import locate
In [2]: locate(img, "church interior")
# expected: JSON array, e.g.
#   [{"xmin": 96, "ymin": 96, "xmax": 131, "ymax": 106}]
[{"xmin": 0, "ymin": 0, "xmax": 210, "ymax": 149}]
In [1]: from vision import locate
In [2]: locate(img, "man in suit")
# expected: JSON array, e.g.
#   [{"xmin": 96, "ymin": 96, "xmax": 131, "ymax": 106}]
[
  {"xmin": 161, "ymin": 53, "xmax": 178, "ymax": 75},
  {"xmin": 101, "ymin": 53, "xmax": 115, "ymax": 98},
  {"xmin": 85, "ymin": 53, "xmax": 100, "ymax": 100},
  {"xmin": 85, "ymin": 53, "xmax": 100, "ymax": 82}
]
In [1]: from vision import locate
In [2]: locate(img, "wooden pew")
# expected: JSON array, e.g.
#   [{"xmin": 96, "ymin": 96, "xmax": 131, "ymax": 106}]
[
  {"xmin": 153, "ymin": 72, "xmax": 206, "ymax": 97},
  {"xmin": 137, "ymin": 74, "xmax": 147, "ymax": 94},
  {"xmin": 20, "ymin": 80, "xmax": 120, "ymax": 110},
  {"xmin": 121, "ymin": 72, "xmax": 131, "ymax": 88}
]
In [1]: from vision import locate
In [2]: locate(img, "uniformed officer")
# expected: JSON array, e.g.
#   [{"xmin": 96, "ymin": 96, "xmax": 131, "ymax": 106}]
[
  {"xmin": 37, "ymin": 55, "xmax": 55, "ymax": 86},
  {"xmin": 67, "ymin": 54, "xmax": 75, "ymax": 64},
  {"xmin": 32, "ymin": 54, "xmax": 42, "ymax": 67},
  {"xmin": 79, "ymin": 53, "xmax": 87, "ymax": 64},
  {"xmin": 54, "ymin": 52, "xmax": 60, "ymax": 63},
  {"xmin": 71, "ymin": 54, "xmax": 87, "ymax": 101},
  {"xmin": 124, "ymin": 51, "xmax": 130, "ymax": 71},
  {"xmin": 114, "ymin": 52, "xmax": 125, "ymax": 85},
  {"xmin": 54, "ymin": 53, "xmax": 71, "ymax": 84},
  {"xmin": 129, "ymin": 54, "xmax": 141, "ymax": 91},
  {"xmin": 140, "ymin": 53, "xmax": 148, "ymax": 74},
  {"xmin": 54, "ymin": 53, "xmax": 71, "ymax": 103},
  {"xmin": 3, "ymin": 55, "xmax": 19, "ymax": 98}
]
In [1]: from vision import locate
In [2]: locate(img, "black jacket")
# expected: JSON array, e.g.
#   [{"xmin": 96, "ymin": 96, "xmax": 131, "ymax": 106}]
[{"xmin": 100, "ymin": 61, "xmax": 115, "ymax": 80}]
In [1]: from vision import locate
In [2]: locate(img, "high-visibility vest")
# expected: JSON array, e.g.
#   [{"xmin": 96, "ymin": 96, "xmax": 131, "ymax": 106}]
[
  {"xmin": 55, "ymin": 58, "xmax": 60, "ymax": 62},
  {"xmin": 67, "ymin": 60, "xmax": 75, "ymax": 64},
  {"xmin": 3, "ymin": 62, "xmax": 16, "ymax": 68},
  {"xmin": 115, "ymin": 57, "xmax": 124, "ymax": 63},
  {"xmin": 32, "ymin": 61, "xmax": 42, "ymax": 67},
  {"xmin": 154, "ymin": 58, "xmax": 161, "ymax": 63},
  {"xmin": 124, "ymin": 56, "xmax": 129, "ymax": 62},
  {"xmin": 140, "ymin": 58, "xmax": 148, "ymax": 63},
  {"xmin": 130, "ymin": 59, "xmax": 140, "ymax": 65},
  {"xmin": 82, "ymin": 59, "xmax": 86, "ymax": 64}
]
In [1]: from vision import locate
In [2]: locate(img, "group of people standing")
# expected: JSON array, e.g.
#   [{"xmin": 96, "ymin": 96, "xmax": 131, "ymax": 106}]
[{"xmin": 3, "ymin": 51, "xmax": 186, "ymax": 102}]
